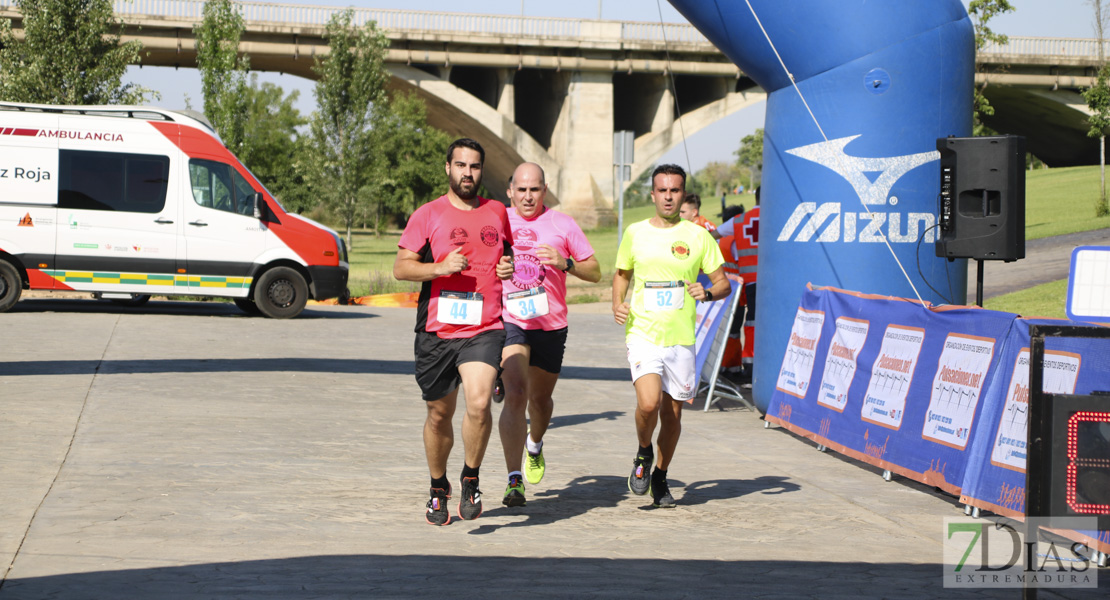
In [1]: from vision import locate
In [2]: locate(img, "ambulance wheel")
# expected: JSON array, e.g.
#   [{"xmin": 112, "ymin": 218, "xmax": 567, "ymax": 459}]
[
  {"xmin": 109, "ymin": 294, "xmax": 151, "ymax": 307},
  {"xmin": 0, "ymin": 260, "xmax": 22, "ymax": 313},
  {"xmin": 233, "ymin": 297, "xmax": 262, "ymax": 315},
  {"xmin": 254, "ymin": 267, "xmax": 308, "ymax": 319}
]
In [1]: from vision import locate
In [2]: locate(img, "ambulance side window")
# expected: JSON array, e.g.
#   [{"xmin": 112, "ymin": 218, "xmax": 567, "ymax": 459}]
[
  {"xmin": 58, "ymin": 150, "xmax": 170, "ymax": 213},
  {"xmin": 189, "ymin": 159, "xmax": 256, "ymax": 216}
]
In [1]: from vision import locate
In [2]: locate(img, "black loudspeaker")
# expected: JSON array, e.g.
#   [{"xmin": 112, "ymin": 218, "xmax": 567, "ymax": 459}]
[{"xmin": 935, "ymin": 135, "xmax": 1026, "ymax": 261}]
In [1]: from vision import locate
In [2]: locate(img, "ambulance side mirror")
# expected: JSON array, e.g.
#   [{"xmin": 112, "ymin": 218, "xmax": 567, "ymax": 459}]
[{"xmin": 252, "ymin": 192, "xmax": 263, "ymax": 220}]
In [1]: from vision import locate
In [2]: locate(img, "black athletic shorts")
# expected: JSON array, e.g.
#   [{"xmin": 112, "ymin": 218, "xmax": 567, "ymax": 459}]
[
  {"xmin": 414, "ymin": 328, "xmax": 506, "ymax": 401},
  {"xmin": 503, "ymin": 322, "xmax": 568, "ymax": 374}
]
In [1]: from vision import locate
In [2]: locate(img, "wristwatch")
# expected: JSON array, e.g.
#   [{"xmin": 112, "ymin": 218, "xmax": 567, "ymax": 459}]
[
  {"xmin": 704, "ymin": 289, "xmax": 714, "ymax": 302},
  {"xmin": 562, "ymin": 257, "xmax": 574, "ymax": 272}
]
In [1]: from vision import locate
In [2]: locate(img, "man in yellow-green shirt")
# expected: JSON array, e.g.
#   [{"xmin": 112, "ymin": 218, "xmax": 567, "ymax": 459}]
[{"xmin": 612, "ymin": 164, "xmax": 731, "ymax": 508}]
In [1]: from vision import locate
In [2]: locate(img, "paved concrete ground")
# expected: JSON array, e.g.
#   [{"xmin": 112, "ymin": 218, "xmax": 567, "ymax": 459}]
[{"xmin": 1, "ymin": 297, "xmax": 1106, "ymax": 599}]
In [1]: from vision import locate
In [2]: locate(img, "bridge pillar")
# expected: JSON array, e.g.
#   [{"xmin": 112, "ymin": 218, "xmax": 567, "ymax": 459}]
[
  {"xmin": 549, "ymin": 71, "xmax": 617, "ymax": 228},
  {"xmin": 496, "ymin": 69, "xmax": 515, "ymax": 122}
]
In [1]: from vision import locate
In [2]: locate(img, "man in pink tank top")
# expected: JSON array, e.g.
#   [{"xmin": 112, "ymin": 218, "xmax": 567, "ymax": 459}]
[{"xmin": 497, "ymin": 162, "xmax": 601, "ymax": 508}]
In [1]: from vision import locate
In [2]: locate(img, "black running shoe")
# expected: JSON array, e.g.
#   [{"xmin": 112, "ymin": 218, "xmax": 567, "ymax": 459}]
[
  {"xmin": 502, "ymin": 474, "xmax": 526, "ymax": 507},
  {"xmin": 651, "ymin": 474, "xmax": 676, "ymax": 508},
  {"xmin": 458, "ymin": 476, "xmax": 483, "ymax": 520},
  {"xmin": 628, "ymin": 454, "xmax": 652, "ymax": 495},
  {"xmin": 426, "ymin": 487, "xmax": 451, "ymax": 526},
  {"xmin": 492, "ymin": 378, "xmax": 505, "ymax": 403}
]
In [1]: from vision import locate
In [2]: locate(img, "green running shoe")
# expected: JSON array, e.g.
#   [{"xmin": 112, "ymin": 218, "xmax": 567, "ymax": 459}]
[
  {"xmin": 524, "ymin": 448, "xmax": 545, "ymax": 485},
  {"xmin": 502, "ymin": 474, "xmax": 526, "ymax": 507}
]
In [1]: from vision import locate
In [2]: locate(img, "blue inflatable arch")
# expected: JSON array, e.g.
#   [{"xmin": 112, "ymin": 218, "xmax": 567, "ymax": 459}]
[{"xmin": 668, "ymin": 0, "xmax": 975, "ymax": 412}]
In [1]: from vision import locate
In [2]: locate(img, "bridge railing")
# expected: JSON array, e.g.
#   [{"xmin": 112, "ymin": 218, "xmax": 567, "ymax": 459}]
[
  {"xmin": 1, "ymin": 0, "xmax": 1105, "ymax": 56},
  {"xmin": 0, "ymin": 0, "xmax": 715, "ymax": 44},
  {"xmin": 982, "ymin": 36, "xmax": 1110, "ymax": 59}
]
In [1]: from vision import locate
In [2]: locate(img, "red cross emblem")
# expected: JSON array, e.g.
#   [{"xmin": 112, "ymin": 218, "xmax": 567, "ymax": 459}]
[{"xmin": 743, "ymin": 216, "xmax": 759, "ymax": 246}]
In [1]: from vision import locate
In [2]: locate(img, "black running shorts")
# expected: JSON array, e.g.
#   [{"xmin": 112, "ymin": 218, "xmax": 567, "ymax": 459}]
[
  {"xmin": 414, "ymin": 328, "xmax": 506, "ymax": 401},
  {"xmin": 503, "ymin": 322, "xmax": 569, "ymax": 375}
]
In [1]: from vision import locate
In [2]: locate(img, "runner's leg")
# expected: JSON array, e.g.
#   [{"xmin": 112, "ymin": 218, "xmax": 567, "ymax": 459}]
[
  {"xmin": 424, "ymin": 389, "xmax": 459, "ymax": 479},
  {"xmin": 655, "ymin": 392, "xmax": 683, "ymax": 470},
  {"xmin": 498, "ymin": 344, "xmax": 530, "ymax": 473},
  {"xmin": 525, "ymin": 366, "xmax": 559, "ymax": 444},
  {"xmin": 632, "ymin": 373, "xmax": 664, "ymax": 449},
  {"xmin": 458, "ymin": 361, "xmax": 498, "ymax": 469}
]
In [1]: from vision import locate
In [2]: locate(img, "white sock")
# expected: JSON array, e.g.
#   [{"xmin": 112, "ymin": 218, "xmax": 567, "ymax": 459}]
[
  {"xmin": 508, "ymin": 470, "xmax": 523, "ymax": 481},
  {"xmin": 526, "ymin": 435, "xmax": 543, "ymax": 455}
]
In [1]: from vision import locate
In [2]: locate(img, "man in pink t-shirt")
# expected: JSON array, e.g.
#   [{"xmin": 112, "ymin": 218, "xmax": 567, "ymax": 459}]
[
  {"xmin": 497, "ymin": 162, "xmax": 601, "ymax": 508},
  {"xmin": 394, "ymin": 138, "xmax": 515, "ymax": 526}
]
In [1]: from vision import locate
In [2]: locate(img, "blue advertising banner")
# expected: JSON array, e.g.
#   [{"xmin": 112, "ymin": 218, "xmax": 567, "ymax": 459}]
[
  {"xmin": 959, "ymin": 320, "xmax": 1110, "ymax": 549},
  {"xmin": 692, "ymin": 273, "xmax": 742, "ymax": 387},
  {"xmin": 766, "ymin": 286, "xmax": 1018, "ymax": 494}
]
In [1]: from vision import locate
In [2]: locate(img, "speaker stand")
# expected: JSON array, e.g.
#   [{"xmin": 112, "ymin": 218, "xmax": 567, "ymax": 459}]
[{"xmin": 975, "ymin": 259, "xmax": 985, "ymax": 307}]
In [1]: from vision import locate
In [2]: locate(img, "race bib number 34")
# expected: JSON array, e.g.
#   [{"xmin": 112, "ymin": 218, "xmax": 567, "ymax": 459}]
[
  {"xmin": 644, "ymin": 281, "xmax": 684, "ymax": 312},
  {"xmin": 506, "ymin": 287, "xmax": 549, "ymax": 320},
  {"xmin": 438, "ymin": 291, "xmax": 483, "ymax": 325}
]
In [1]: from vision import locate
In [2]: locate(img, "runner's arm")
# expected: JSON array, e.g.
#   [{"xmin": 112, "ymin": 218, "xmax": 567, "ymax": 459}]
[
  {"xmin": 393, "ymin": 247, "xmax": 466, "ymax": 282},
  {"xmin": 571, "ymin": 255, "xmax": 602, "ymax": 283},
  {"xmin": 612, "ymin": 268, "xmax": 633, "ymax": 325},
  {"xmin": 686, "ymin": 267, "xmax": 731, "ymax": 301}
]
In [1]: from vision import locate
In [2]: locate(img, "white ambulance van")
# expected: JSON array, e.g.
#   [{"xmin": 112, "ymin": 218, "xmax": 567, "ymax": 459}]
[{"xmin": 0, "ymin": 102, "xmax": 348, "ymax": 318}]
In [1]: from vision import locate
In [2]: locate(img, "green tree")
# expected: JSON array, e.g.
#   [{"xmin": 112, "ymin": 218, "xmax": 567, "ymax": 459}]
[
  {"xmin": 194, "ymin": 0, "xmax": 250, "ymax": 155},
  {"xmin": 1082, "ymin": 0, "xmax": 1110, "ymax": 217},
  {"xmin": 304, "ymin": 9, "xmax": 389, "ymax": 248},
  {"xmin": 0, "ymin": 0, "xmax": 155, "ymax": 104},
  {"xmin": 734, "ymin": 128, "xmax": 764, "ymax": 191},
  {"xmin": 968, "ymin": 0, "xmax": 1015, "ymax": 136},
  {"xmin": 1084, "ymin": 64, "xmax": 1110, "ymax": 217},
  {"xmin": 238, "ymin": 75, "xmax": 310, "ymax": 212},
  {"xmin": 365, "ymin": 91, "xmax": 451, "ymax": 233}
]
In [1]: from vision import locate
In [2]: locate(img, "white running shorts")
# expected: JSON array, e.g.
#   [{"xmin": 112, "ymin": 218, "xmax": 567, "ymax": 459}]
[{"xmin": 625, "ymin": 337, "xmax": 697, "ymax": 401}]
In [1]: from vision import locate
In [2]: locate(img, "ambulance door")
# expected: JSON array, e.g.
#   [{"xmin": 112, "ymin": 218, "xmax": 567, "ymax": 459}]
[
  {"xmin": 181, "ymin": 158, "xmax": 266, "ymax": 296},
  {"xmin": 0, "ymin": 110, "xmax": 58, "ymax": 289},
  {"xmin": 53, "ymin": 148, "xmax": 179, "ymax": 296}
]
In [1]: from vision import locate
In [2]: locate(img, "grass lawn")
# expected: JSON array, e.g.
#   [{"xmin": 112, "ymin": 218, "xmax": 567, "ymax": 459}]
[
  {"xmin": 1025, "ymin": 165, "xmax": 1110, "ymax": 240},
  {"xmin": 983, "ymin": 278, "xmax": 1069, "ymax": 319}
]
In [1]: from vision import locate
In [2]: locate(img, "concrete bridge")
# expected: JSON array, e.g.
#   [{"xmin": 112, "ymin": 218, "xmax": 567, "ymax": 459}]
[{"xmin": 0, "ymin": 1, "xmax": 1106, "ymax": 223}]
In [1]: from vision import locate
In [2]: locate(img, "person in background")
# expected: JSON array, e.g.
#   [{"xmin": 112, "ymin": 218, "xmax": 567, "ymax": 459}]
[{"xmin": 678, "ymin": 193, "xmax": 716, "ymax": 234}]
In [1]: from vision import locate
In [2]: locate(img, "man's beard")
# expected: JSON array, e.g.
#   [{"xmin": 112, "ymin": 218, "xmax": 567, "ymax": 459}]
[{"xmin": 450, "ymin": 175, "xmax": 479, "ymax": 200}]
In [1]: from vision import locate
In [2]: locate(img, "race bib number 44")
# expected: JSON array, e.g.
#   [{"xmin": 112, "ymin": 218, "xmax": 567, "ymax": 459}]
[
  {"xmin": 438, "ymin": 291, "xmax": 483, "ymax": 325},
  {"xmin": 644, "ymin": 281, "xmax": 684, "ymax": 312},
  {"xmin": 506, "ymin": 287, "xmax": 549, "ymax": 320}
]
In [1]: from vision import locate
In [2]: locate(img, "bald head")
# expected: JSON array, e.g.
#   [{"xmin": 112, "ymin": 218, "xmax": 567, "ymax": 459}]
[
  {"xmin": 508, "ymin": 162, "xmax": 547, "ymax": 218},
  {"xmin": 509, "ymin": 162, "xmax": 545, "ymax": 187}
]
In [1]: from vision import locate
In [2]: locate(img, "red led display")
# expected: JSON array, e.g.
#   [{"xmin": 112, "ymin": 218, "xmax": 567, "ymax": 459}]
[{"xmin": 1065, "ymin": 411, "xmax": 1110, "ymax": 516}]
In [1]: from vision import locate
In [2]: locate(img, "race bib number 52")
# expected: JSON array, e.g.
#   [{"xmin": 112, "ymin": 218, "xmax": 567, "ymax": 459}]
[{"xmin": 644, "ymin": 281, "xmax": 684, "ymax": 312}]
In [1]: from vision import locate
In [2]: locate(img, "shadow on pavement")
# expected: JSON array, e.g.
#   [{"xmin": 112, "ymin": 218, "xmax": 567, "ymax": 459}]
[
  {"xmin": 471, "ymin": 473, "xmax": 799, "ymax": 532},
  {"xmin": 548, "ymin": 410, "xmax": 624, "ymax": 429},
  {"xmin": 678, "ymin": 476, "xmax": 802, "ymax": 507},
  {"xmin": 3, "ymin": 554, "xmax": 1081, "ymax": 599},
  {"xmin": 10, "ymin": 299, "xmax": 375, "ymax": 319},
  {"xmin": 0, "ymin": 357, "xmax": 414, "ymax": 377},
  {"xmin": 559, "ymin": 365, "xmax": 631, "ymax": 381}
]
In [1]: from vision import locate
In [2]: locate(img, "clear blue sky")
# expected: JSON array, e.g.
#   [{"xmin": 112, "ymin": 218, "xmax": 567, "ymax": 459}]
[{"xmin": 124, "ymin": 0, "xmax": 1097, "ymax": 173}]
